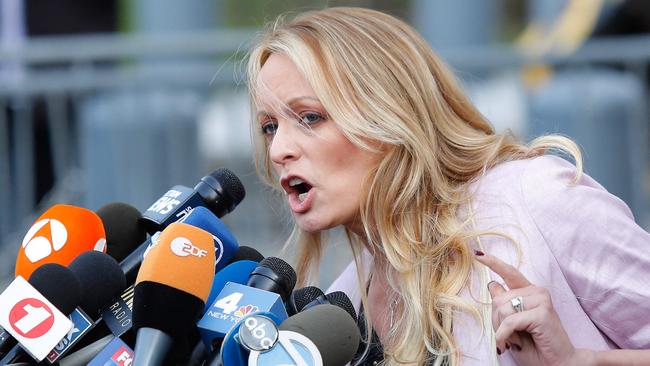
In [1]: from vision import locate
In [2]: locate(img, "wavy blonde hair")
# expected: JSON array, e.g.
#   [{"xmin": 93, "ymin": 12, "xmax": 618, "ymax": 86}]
[{"xmin": 246, "ymin": 7, "xmax": 581, "ymax": 366}]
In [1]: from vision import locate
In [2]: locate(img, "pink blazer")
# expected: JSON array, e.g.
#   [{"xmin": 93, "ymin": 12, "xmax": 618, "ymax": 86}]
[{"xmin": 327, "ymin": 155, "xmax": 650, "ymax": 365}]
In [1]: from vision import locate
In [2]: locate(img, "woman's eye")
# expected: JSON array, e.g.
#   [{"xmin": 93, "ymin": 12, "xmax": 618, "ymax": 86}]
[
  {"xmin": 261, "ymin": 121, "xmax": 278, "ymax": 135},
  {"xmin": 300, "ymin": 112, "xmax": 323, "ymax": 125}
]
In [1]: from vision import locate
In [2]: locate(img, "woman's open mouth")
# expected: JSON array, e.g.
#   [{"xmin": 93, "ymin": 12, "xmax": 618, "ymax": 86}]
[
  {"xmin": 289, "ymin": 178, "xmax": 312, "ymax": 202},
  {"xmin": 282, "ymin": 176, "xmax": 315, "ymax": 213}
]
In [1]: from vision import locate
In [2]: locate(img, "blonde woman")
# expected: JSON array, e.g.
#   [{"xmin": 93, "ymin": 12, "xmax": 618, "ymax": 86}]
[{"xmin": 246, "ymin": 7, "xmax": 650, "ymax": 365}]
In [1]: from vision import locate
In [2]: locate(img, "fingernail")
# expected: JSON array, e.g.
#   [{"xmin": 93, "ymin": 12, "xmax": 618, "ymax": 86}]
[
  {"xmin": 513, "ymin": 344, "xmax": 522, "ymax": 351},
  {"xmin": 496, "ymin": 347, "xmax": 502, "ymax": 355},
  {"xmin": 487, "ymin": 280, "xmax": 498, "ymax": 289},
  {"xmin": 474, "ymin": 250, "xmax": 484, "ymax": 256}
]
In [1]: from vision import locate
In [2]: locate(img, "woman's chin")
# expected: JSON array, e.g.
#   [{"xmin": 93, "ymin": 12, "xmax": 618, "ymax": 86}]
[{"xmin": 295, "ymin": 216, "xmax": 335, "ymax": 234}]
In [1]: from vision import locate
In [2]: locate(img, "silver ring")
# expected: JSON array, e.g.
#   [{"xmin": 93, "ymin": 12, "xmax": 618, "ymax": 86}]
[{"xmin": 510, "ymin": 296, "xmax": 524, "ymax": 313}]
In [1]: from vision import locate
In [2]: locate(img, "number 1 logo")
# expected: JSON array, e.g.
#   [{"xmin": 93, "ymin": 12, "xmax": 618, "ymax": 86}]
[{"xmin": 8, "ymin": 298, "xmax": 55, "ymax": 338}]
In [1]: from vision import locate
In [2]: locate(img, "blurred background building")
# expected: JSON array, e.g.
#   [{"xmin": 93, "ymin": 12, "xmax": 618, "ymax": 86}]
[{"xmin": 0, "ymin": 0, "xmax": 648, "ymax": 288}]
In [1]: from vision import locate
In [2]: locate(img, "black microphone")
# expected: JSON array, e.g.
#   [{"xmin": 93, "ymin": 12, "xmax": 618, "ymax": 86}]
[
  {"xmin": 246, "ymin": 257, "xmax": 297, "ymax": 302},
  {"xmin": 308, "ymin": 291, "xmax": 357, "ymax": 322},
  {"xmin": 200, "ymin": 256, "xmax": 297, "ymax": 366},
  {"xmin": 0, "ymin": 263, "xmax": 82, "ymax": 363},
  {"xmin": 289, "ymin": 286, "xmax": 358, "ymax": 322},
  {"xmin": 44, "ymin": 251, "xmax": 130, "ymax": 362},
  {"xmin": 68, "ymin": 251, "xmax": 127, "ymax": 321},
  {"xmin": 229, "ymin": 245, "xmax": 264, "ymax": 263},
  {"xmin": 55, "ymin": 205, "xmax": 142, "ymax": 356},
  {"xmin": 288, "ymin": 286, "xmax": 324, "ymax": 316},
  {"xmin": 140, "ymin": 168, "xmax": 245, "ymax": 234},
  {"xmin": 119, "ymin": 168, "xmax": 245, "ymax": 285},
  {"xmin": 96, "ymin": 202, "xmax": 147, "ymax": 263},
  {"xmin": 26, "ymin": 264, "xmax": 82, "ymax": 316}
]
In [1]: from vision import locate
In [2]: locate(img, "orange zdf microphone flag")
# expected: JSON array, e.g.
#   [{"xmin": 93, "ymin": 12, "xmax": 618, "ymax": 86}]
[
  {"xmin": 16, "ymin": 204, "xmax": 107, "ymax": 279},
  {"xmin": 136, "ymin": 222, "xmax": 216, "ymax": 303}
]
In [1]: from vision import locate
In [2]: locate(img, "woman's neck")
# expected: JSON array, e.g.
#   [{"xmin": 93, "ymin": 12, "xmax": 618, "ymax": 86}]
[{"xmin": 367, "ymin": 256, "xmax": 399, "ymax": 346}]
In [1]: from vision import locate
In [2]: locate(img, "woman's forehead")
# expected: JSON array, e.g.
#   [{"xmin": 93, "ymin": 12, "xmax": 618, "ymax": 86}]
[{"xmin": 255, "ymin": 54, "xmax": 317, "ymax": 107}]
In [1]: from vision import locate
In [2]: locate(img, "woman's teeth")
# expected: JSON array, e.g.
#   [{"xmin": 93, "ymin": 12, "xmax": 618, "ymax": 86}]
[
  {"xmin": 289, "ymin": 178, "xmax": 304, "ymax": 187},
  {"xmin": 298, "ymin": 192, "xmax": 307, "ymax": 202}
]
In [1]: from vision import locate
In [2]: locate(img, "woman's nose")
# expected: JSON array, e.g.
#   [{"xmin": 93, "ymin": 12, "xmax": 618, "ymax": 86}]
[{"xmin": 269, "ymin": 124, "xmax": 300, "ymax": 165}]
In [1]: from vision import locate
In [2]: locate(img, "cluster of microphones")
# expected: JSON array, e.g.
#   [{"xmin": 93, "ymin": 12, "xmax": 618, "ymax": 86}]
[{"xmin": 0, "ymin": 168, "xmax": 361, "ymax": 366}]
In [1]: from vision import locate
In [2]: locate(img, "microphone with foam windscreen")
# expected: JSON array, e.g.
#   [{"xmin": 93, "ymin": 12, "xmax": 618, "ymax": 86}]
[
  {"xmin": 68, "ymin": 252, "xmax": 127, "ymax": 322},
  {"xmin": 96, "ymin": 202, "xmax": 147, "ymax": 263},
  {"xmin": 99, "ymin": 206, "xmax": 239, "ymax": 341},
  {"xmin": 15, "ymin": 204, "xmax": 107, "ymax": 279},
  {"xmin": 0, "ymin": 263, "xmax": 82, "ymax": 362},
  {"xmin": 248, "ymin": 304, "xmax": 361, "ymax": 366},
  {"xmin": 42, "ymin": 251, "xmax": 128, "ymax": 363},
  {"xmin": 132, "ymin": 222, "xmax": 216, "ymax": 366},
  {"xmin": 0, "ymin": 263, "xmax": 81, "ymax": 358},
  {"xmin": 27, "ymin": 264, "xmax": 83, "ymax": 316}
]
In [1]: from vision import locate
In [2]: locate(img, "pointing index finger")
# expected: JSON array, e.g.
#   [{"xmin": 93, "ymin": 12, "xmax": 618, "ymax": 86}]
[{"xmin": 474, "ymin": 252, "xmax": 531, "ymax": 290}]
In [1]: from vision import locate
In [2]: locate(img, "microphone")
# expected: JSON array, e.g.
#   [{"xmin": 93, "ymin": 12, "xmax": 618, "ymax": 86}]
[
  {"xmin": 229, "ymin": 245, "xmax": 264, "ymax": 263},
  {"xmin": 64, "ymin": 241, "xmax": 253, "ymax": 366},
  {"xmin": 246, "ymin": 257, "xmax": 297, "ymax": 302},
  {"xmin": 84, "ymin": 337, "xmax": 134, "ymax": 366},
  {"xmin": 69, "ymin": 252, "xmax": 127, "ymax": 321},
  {"xmin": 100, "ymin": 206, "xmax": 239, "ymax": 339},
  {"xmin": 26, "ymin": 264, "xmax": 82, "ymax": 315},
  {"xmin": 249, "ymin": 304, "xmax": 361, "ymax": 366},
  {"xmin": 132, "ymin": 222, "xmax": 216, "ymax": 366},
  {"xmin": 198, "ymin": 257, "xmax": 296, "ymax": 364},
  {"xmin": 288, "ymin": 286, "xmax": 324, "ymax": 316},
  {"xmin": 96, "ymin": 202, "xmax": 147, "ymax": 262},
  {"xmin": 177, "ymin": 206, "xmax": 240, "ymax": 273},
  {"xmin": 15, "ymin": 204, "xmax": 107, "ymax": 279},
  {"xmin": 120, "ymin": 168, "xmax": 245, "ymax": 285},
  {"xmin": 0, "ymin": 263, "xmax": 82, "ymax": 358},
  {"xmin": 44, "ymin": 251, "xmax": 127, "ymax": 363},
  {"xmin": 140, "ymin": 168, "xmax": 245, "ymax": 234},
  {"xmin": 188, "ymin": 246, "xmax": 264, "ymax": 366},
  {"xmin": 204, "ymin": 246, "xmax": 264, "ymax": 313},
  {"xmin": 289, "ymin": 286, "xmax": 357, "ymax": 322},
  {"xmin": 0, "ymin": 264, "xmax": 82, "ymax": 362}
]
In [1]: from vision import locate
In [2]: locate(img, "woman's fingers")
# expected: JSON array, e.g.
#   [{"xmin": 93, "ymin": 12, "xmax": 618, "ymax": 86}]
[
  {"xmin": 487, "ymin": 280, "xmax": 507, "ymax": 297},
  {"xmin": 475, "ymin": 252, "xmax": 532, "ymax": 289},
  {"xmin": 488, "ymin": 286, "xmax": 542, "ymax": 352},
  {"xmin": 494, "ymin": 307, "xmax": 546, "ymax": 352},
  {"xmin": 493, "ymin": 292, "xmax": 546, "ymax": 326},
  {"xmin": 490, "ymin": 286, "xmax": 541, "ymax": 311},
  {"xmin": 487, "ymin": 281, "xmax": 506, "ymax": 330}
]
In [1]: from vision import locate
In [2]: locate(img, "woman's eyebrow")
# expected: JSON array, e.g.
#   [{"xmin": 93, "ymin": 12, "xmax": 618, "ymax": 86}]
[
  {"xmin": 257, "ymin": 96, "xmax": 321, "ymax": 118},
  {"xmin": 286, "ymin": 96, "xmax": 320, "ymax": 105}
]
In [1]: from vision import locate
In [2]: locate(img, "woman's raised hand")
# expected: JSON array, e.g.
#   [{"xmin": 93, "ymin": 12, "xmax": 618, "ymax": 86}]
[{"xmin": 474, "ymin": 252, "xmax": 595, "ymax": 366}]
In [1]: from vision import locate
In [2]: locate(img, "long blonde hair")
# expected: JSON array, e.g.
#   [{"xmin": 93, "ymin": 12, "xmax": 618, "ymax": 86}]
[{"xmin": 247, "ymin": 7, "xmax": 580, "ymax": 365}]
